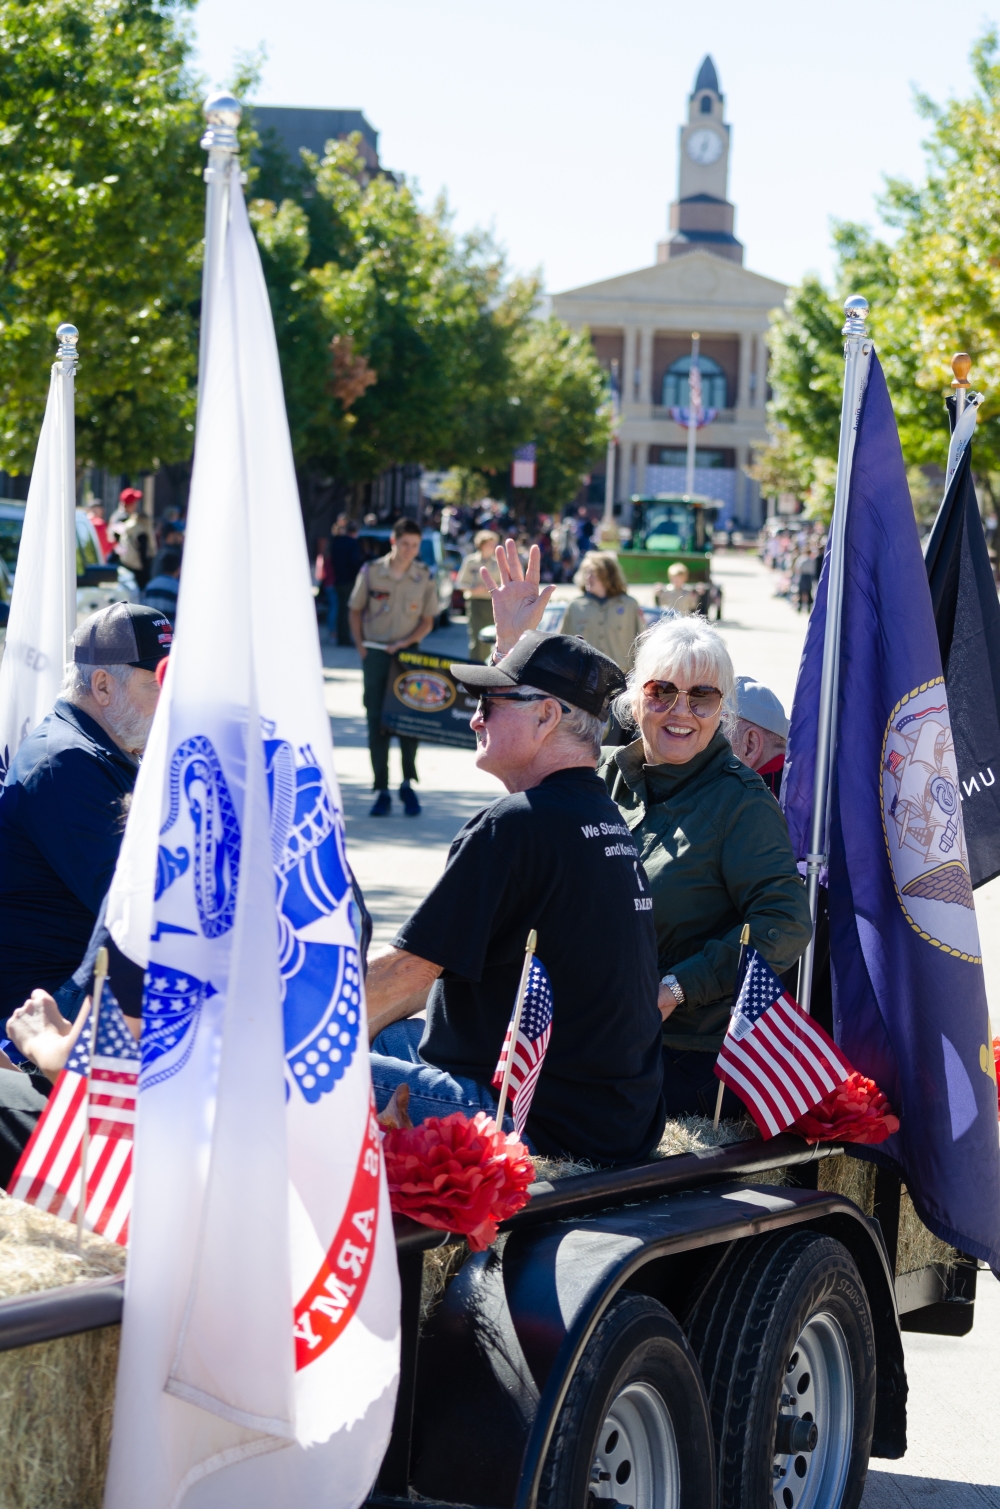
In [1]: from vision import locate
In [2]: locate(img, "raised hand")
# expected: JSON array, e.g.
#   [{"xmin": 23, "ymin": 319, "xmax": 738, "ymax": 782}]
[
  {"xmin": 7, "ymin": 989, "xmax": 89, "ymax": 1083},
  {"xmin": 483, "ymin": 538, "xmax": 555, "ymax": 656}
]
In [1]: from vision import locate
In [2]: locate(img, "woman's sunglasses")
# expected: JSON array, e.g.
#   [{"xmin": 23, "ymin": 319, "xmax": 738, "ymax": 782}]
[
  {"xmin": 641, "ymin": 681, "xmax": 723, "ymax": 718},
  {"xmin": 476, "ymin": 692, "xmax": 572, "ymax": 721}
]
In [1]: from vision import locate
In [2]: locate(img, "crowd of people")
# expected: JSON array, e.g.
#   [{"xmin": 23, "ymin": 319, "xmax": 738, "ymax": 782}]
[
  {"xmin": 86, "ymin": 487, "xmax": 186, "ymax": 623},
  {"xmin": 760, "ymin": 520, "xmax": 826, "ymax": 613}
]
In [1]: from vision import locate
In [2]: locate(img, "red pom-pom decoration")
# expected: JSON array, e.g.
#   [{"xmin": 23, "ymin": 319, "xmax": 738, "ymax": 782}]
[
  {"xmin": 792, "ymin": 1071, "xmax": 900, "ymax": 1146},
  {"xmin": 383, "ymin": 1111, "xmax": 535, "ymax": 1251}
]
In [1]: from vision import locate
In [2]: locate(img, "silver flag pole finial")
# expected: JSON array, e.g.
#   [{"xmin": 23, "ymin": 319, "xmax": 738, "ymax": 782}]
[
  {"xmin": 56, "ymin": 322, "xmax": 79, "ymax": 373},
  {"xmin": 197, "ymin": 92, "xmax": 242, "ymax": 416},
  {"xmin": 841, "ymin": 295, "xmax": 869, "ymax": 338}
]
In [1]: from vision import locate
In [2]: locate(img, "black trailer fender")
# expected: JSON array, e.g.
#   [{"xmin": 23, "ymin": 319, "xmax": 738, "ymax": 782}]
[{"xmin": 409, "ymin": 1183, "xmax": 903, "ymax": 1509}]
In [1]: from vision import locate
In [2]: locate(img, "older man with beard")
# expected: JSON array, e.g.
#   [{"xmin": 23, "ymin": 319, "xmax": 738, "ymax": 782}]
[{"xmin": 0, "ymin": 603, "xmax": 170, "ymax": 1022}]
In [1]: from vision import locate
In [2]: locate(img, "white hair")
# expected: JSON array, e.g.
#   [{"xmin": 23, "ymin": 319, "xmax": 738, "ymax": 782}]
[
  {"xmin": 614, "ymin": 617, "xmax": 735, "ymax": 731},
  {"xmin": 60, "ymin": 661, "xmax": 136, "ymax": 703},
  {"xmin": 522, "ymin": 684, "xmax": 604, "ymax": 759}
]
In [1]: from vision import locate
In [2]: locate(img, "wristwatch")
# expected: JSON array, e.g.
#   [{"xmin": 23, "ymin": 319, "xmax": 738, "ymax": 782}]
[{"xmin": 660, "ymin": 973, "xmax": 685, "ymax": 1006}]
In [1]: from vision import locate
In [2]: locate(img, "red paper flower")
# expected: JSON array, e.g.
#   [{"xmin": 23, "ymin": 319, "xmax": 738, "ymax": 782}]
[
  {"xmin": 792, "ymin": 1071, "xmax": 900, "ymax": 1146},
  {"xmin": 383, "ymin": 1111, "xmax": 535, "ymax": 1251}
]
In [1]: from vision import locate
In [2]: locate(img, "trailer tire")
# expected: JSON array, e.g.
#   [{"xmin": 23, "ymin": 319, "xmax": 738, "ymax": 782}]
[
  {"xmin": 538, "ymin": 1292, "xmax": 714, "ymax": 1509},
  {"xmin": 687, "ymin": 1231, "xmax": 876, "ymax": 1509}
]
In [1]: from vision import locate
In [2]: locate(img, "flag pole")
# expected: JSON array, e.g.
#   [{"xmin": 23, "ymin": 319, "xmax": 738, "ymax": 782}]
[
  {"xmin": 601, "ymin": 359, "xmax": 620, "ymax": 545},
  {"xmin": 76, "ymin": 944, "xmax": 109, "ymax": 1244},
  {"xmin": 55, "ymin": 323, "xmax": 78, "ymax": 664},
  {"xmin": 713, "ymin": 922, "xmax": 750, "ymax": 1130},
  {"xmin": 685, "ymin": 332, "xmax": 700, "ymax": 497},
  {"xmin": 798, "ymin": 296, "xmax": 873, "ymax": 1017},
  {"xmin": 941, "ymin": 353, "xmax": 983, "ymax": 500},
  {"xmin": 197, "ymin": 92, "xmax": 242, "ymax": 421},
  {"xmin": 494, "ymin": 928, "xmax": 537, "ymax": 1131}
]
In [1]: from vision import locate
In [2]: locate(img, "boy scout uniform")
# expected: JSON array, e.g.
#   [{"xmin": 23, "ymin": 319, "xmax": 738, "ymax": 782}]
[
  {"xmin": 455, "ymin": 549, "xmax": 502, "ymax": 662},
  {"xmin": 348, "ymin": 556, "xmax": 439, "ymax": 791}
]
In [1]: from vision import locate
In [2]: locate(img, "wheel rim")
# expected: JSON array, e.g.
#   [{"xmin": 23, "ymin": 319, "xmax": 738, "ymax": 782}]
[
  {"xmin": 589, "ymin": 1381, "xmax": 680, "ymax": 1509},
  {"xmin": 772, "ymin": 1311, "xmax": 854, "ymax": 1509}
]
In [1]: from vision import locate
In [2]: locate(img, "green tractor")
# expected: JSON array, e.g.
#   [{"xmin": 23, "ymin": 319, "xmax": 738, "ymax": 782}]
[{"xmin": 617, "ymin": 494, "xmax": 719, "ymax": 586}]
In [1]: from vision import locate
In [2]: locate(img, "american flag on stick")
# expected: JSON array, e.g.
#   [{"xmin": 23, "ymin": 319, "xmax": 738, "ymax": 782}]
[
  {"xmin": 492, "ymin": 932, "xmax": 553, "ymax": 1137},
  {"xmin": 8, "ymin": 987, "xmax": 140, "ymax": 1244},
  {"xmin": 715, "ymin": 947, "xmax": 852, "ymax": 1139}
]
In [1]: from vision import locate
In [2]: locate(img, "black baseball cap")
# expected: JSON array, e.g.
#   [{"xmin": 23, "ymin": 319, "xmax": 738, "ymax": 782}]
[
  {"xmin": 452, "ymin": 632, "xmax": 625, "ymax": 718},
  {"xmin": 73, "ymin": 602, "xmax": 173, "ymax": 671}
]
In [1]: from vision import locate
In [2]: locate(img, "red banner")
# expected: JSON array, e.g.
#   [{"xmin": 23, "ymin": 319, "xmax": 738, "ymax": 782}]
[{"xmin": 293, "ymin": 1091, "xmax": 382, "ymax": 1370}]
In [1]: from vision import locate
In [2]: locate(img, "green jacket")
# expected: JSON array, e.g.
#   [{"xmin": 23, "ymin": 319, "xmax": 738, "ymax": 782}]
[{"xmin": 598, "ymin": 732, "xmax": 812, "ymax": 1052}]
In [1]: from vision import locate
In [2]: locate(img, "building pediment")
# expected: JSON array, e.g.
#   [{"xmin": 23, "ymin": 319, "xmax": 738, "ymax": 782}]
[{"xmin": 554, "ymin": 251, "xmax": 786, "ymax": 316}]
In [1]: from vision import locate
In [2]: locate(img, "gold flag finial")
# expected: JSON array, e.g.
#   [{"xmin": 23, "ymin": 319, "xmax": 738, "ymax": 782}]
[
  {"xmin": 952, "ymin": 353, "xmax": 972, "ymax": 388},
  {"xmin": 740, "ymin": 923, "xmax": 750, "ymax": 946}
]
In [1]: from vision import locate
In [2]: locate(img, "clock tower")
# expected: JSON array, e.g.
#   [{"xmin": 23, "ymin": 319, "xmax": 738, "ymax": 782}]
[{"xmin": 657, "ymin": 56, "xmax": 743, "ymax": 265}]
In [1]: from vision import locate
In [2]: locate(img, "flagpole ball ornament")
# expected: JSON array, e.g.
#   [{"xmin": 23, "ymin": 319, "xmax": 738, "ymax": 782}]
[
  {"xmin": 951, "ymin": 353, "xmax": 972, "ymax": 388},
  {"xmin": 200, "ymin": 91, "xmax": 242, "ymax": 157},
  {"xmin": 841, "ymin": 295, "xmax": 869, "ymax": 337},
  {"xmin": 55, "ymin": 323, "xmax": 78, "ymax": 370}
]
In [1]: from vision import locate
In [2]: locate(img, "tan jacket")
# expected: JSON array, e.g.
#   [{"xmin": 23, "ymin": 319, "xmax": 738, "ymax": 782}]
[
  {"xmin": 347, "ymin": 555, "xmax": 438, "ymax": 643},
  {"xmin": 560, "ymin": 592, "xmax": 645, "ymax": 672},
  {"xmin": 108, "ymin": 509, "xmax": 154, "ymax": 574}
]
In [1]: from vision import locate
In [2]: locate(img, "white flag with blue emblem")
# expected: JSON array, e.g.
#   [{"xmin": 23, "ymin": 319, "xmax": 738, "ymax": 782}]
[
  {"xmin": 0, "ymin": 362, "xmax": 75, "ymax": 777},
  {"xmin": 103, "ymin": 163, "xmax": 399, "ymax": 1509}
]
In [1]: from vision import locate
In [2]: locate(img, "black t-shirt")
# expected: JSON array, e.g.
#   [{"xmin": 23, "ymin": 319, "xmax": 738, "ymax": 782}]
[{"xmin": 394, "ymin": 766, "xmax": 665, "ymax": 1164}]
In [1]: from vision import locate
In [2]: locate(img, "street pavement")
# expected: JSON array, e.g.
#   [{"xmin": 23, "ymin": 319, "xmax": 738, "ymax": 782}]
[{"xmin": 323, "ymin": 550, "xmax": 1000, "ymax": 1505}]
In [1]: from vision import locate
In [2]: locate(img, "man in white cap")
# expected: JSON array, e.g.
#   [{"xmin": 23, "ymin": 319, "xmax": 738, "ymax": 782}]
[{"xmin": 729, "ymin": 674, "xmax": 789, "ymax": 798}]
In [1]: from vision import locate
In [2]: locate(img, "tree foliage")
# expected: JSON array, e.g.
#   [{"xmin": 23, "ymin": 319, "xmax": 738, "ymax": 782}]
[
  {"xmin": 766, "ymin": 29, "xmax": 1000, "ymax": 490},
  {"xmin": 250, "ymin": 134, "xmax": 609, "ymax": 511},
  {"xmin": 0, "ymin": 0, "xmax": 204, "ymax": 474}
]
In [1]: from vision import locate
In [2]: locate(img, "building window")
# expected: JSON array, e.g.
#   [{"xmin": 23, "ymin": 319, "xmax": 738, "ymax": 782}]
[
  {"xmin": 700, "ymin": 94, "xmax": 713, "ymax": 113},
  {"xmin": 661, "ymin": 355, "xmax": 727, "ymax": 410},
  {"xmin": 655, "ymin": 448, "xmax": 728, "ymax": 469}
]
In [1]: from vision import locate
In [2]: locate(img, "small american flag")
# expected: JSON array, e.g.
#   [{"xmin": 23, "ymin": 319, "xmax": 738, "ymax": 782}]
[
  {"xmin": 715, "ymin": 948, "xmax": 852, "ymax": 1139},
  {"xmin": 8, "ymin": 991, "xmax": 140, "ymax": 1244},
  {"xmin": 492, "ymin": 957, "xmax": 553, "ymax": 1137}
]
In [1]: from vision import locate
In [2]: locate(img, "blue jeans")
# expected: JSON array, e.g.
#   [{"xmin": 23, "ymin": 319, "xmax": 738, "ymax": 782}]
[{"xmin": 370, "ymin": 1020, "xmax": 533, "ymax": 1150}]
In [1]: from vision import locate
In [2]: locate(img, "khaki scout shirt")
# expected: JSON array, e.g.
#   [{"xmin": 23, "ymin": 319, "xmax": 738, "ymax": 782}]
[
  {"xmin": 560, "ymin": 592, "xmax": 645, "ymax": 672},
  {"xmin": 455, "ymin": 549, "xmax": 502, "ymax": 598},
  {"xmin": 347, "ymin": 555, "xmax": 438, "ymax": 644}
]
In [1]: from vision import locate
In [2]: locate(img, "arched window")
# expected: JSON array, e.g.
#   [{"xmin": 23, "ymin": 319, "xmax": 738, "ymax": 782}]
[
  {"xmin": 700, "ymin": 93, "xmax": 713, "ymax": 114},
  {"xmin": 662, "ymin": 355, "xmax": 727, "ymax": 410}
]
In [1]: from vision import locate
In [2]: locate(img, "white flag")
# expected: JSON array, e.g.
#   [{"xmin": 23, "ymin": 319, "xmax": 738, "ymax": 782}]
[
  {"xmin": 104, "ymin": 163, "xmax": 399, "ymax": 1509},
  {"xmin": 0, "ymin": 364, "xmax": 76, "ymax": 775}
]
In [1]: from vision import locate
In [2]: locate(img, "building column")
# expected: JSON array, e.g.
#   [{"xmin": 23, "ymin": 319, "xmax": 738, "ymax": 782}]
[
  {"xmin": 735, "ymin": 442, "xmax": 749, "ymax": 523},
  {"xmin": 755, "ymin": 332, "xmax": 769, "ymax": 407},
  {"xmin": 737, "ymin": 332, "xmax": 752, "ymax": 412},
  {"xmin": 621, "ymin": 326, "xmax": 637, "ymax": 411},
  {"xmin": 638, "ymin": 327, "xmax": 655, "ymax": 407},
  {"xmin": 635, "ymin": 437, "xmax": 648, "ymax": 496}
]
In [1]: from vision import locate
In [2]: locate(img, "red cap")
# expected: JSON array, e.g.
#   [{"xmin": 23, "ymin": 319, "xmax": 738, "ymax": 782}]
[{"xmin": 119, "ymin": 487, "xmax": 143, "ymax": 506}]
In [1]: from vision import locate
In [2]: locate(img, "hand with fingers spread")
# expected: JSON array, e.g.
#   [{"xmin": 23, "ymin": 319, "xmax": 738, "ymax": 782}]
[
  {"xmin": 483, "ymin": 538, "xmax": 555, "ymax": 657},
  {"xmin": 7, "ymin": 990, "xmax": 90, "ymax": 1083}
]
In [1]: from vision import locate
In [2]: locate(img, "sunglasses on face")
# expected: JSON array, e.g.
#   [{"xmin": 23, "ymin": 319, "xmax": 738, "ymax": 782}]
[
  {"xmin": 641, "ymin": 681, "xmax": 723, "ymax": 717},
  {"xmin": 476, "ymin": 692, "xmax": 572, "ymax": 721}
]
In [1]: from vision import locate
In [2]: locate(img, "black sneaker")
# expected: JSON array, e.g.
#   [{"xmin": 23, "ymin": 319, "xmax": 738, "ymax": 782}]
[
  {"xmin": 369, "ymin": 791, "xmax": 391, "ymax": 817},
  {"xmin": 398, "ymin": 783, "xmax": 421, "ymax": 817}
]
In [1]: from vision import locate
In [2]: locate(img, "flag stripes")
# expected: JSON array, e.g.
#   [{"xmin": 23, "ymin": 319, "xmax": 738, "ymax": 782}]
[
  {"xmin": 492, "ymin": 955, "xmax": 553, "ymax": 1138},
  {"xmin": 715, "ymin": 949, "xmax": 852, "ymax": 1139}
]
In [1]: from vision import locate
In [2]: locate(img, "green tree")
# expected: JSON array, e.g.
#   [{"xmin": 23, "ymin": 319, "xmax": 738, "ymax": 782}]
[
  {"xmin": 249, "ymin": 134, "xmax": 608, "ymax": 515},
  {"xmin": 0, "ymin": 0, "xmax": 204, "ymax": 475}
]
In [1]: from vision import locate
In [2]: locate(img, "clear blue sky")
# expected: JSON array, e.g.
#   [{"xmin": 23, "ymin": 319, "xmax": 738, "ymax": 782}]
[{"xmin": 192, "ymin": 0, "xmax": 999, "ymax": 299}]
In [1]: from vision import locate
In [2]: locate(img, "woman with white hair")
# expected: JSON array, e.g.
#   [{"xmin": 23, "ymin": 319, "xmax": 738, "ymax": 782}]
[{"xmin": 598, "ymin": 615, "xmax": 811, "ymax": 1118}]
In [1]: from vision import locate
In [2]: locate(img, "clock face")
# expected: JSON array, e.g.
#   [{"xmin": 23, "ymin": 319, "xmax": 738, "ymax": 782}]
[{"xmin": 686, "ymin": 128, "xmax": 723, "ymax": 165}]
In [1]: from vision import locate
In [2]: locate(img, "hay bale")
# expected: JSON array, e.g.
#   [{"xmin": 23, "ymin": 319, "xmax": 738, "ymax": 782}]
[
  {"xmin": 816, "ymin": 1156, "xmax": 957, "ymax": 1275},
  {"xmin": 0, "ymin": 1196, "xmax": 125, "ymax": 1509}
]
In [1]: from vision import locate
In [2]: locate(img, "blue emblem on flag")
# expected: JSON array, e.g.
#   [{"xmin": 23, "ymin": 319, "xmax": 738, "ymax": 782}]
[
  {"xmin": 264, "ymin": 737, "xmax": 358, "ymax": 1103},
  {"xmin": 160, "ymin": 735, "xmax": 240, "ymax": 937},
  {"xmin": 141, "ymin": 963, "xmax": 216, "ymax": 1089}
]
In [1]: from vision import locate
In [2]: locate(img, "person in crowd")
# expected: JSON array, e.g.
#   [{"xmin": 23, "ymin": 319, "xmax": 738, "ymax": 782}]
[
  {"xmin": 142, "ymin": 545, "xmax": 182, "ymax": 623},
  {"xmin": 655, "ymin": 561, "xmax": 700, "ymax": 615},
  {"xmin": 365, "ymin": 610, "xmax": 665, "ymax": 1165},
  {"xmin": 86, "ymin": 500, "xmax": 111, "ymax": 561},
  {"xmin": 107, "ymin": 486, "xmax": 154, "ymax": 589},
  {"xmin": 0, "ymin": 603, "xmax": 170, "ymax": 1021},
  {"xmin": 348, "ymin": 518, "xmax": 438, "ymax": 817},
  {"xmin": 455, "ymin": 530, "xmax": 502, "ymax": 662},
  {"xmin": 327, "ymin": 515, "xmax": 362, "ymax": 647},
  {"xmin": 728, "ymin": 675, "xmax": 789, "ymax": 797},
  {"xmin": 574, "ymin": 504, "xmax": 595, "ymax": 554},
  {"xmin": 598, "ymin": 617, "xmax": 811, "ymax": 1116},
  {"xmin": 794, "ymin": 548, "xmax": 818, "ymax": 612},
  {"xmin": 561, "ymin": 550, "xmax": 645, "ymax": 672}
]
